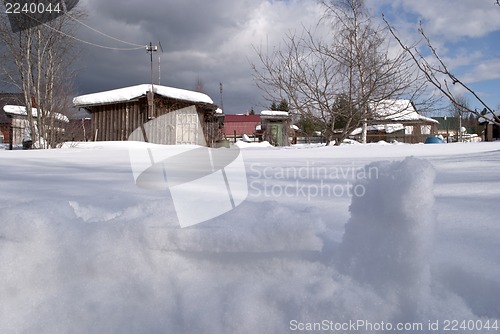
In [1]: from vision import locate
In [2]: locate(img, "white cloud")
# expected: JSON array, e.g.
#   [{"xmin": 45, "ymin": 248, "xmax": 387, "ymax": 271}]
[
  {"xmin": 71, "ymin": 0, "xmax": 499, "ymax": 112},
  {"xmin": 378, "ymin": 0, "xmax": 500, "ymax": 40},
  {"xmin": 462, "ymin": 59, "xmax": 500, "ymax": 83},
  {"xmin": 372, "ymin": 0, "xmax": 500, "ymax": 110},
  {"xmin": 73, "ymin": 0, "xmax": 328, "ymax": 112}
]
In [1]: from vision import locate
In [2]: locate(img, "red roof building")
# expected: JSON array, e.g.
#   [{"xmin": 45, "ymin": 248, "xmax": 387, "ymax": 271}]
[{"xmin": 222, "ymin": 114, "xmax": 261, "ymax": 138}]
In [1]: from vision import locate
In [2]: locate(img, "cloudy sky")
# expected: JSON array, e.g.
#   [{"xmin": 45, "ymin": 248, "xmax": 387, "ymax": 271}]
[{"xmin": 69, "ymin": 0, "xmax": 500, "ymax": 114}]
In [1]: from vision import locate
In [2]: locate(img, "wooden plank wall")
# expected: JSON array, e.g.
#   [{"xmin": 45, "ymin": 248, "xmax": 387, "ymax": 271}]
[
  {"xmin": 92, "ymin": 101, "xmax": 147, "ymax": 141},
  {"xmin": 90, "ymin": 97, "xmax": 218, "ymax": 145}
]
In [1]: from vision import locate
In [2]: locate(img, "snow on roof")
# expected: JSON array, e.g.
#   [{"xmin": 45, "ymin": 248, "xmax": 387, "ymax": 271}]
[
  {"xmin": 478, "ymin": 110, "xmax": 500, "ymax": 124},
  {"xmin": 73, "ymin": 84, "xmax": 214, "ymax": 107},
  {"xmin": 3, "ymin": 105, "xmax": 69, "ymax": 123},
  {"xmin": 260, "ymin": 110, "xmax": 289, "ymax": 117},
  {"xmin": 351, "ymin": 124, "xmax": 405, "ymax": 136},
  {"xmin": 370, "ymin": 100, "xmax": 438, "ymax": 124}
]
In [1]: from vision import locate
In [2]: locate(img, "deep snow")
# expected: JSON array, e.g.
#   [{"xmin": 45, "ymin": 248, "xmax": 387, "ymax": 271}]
[{"xmin": 1, "ymin": 141, "xmax": 499, "ymax": 333}]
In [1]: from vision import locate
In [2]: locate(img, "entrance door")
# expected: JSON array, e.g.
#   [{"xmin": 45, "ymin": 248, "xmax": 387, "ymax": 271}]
[
  {"xmin": 270, "ymin": 123, "xmax": 283, "ymax": 146},
  {"xmin": 176, "ymin": 111, "xmax": 199, "ymax": 145}
]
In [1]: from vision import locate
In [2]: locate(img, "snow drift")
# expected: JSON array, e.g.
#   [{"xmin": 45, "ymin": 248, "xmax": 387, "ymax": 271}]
[
  {"xmin": 338, "ymin": 157, "xmax": 436, "ymax": 322},
  {"xmin": 0, "ymin": 142, "xmax": 499, "ymax": 333}
]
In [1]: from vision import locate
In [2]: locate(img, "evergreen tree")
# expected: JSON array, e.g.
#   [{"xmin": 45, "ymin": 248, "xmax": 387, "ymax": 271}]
[
  {"xmin": 298, "ymin": 114, "xmax": 320, "ymax": 138},
  {"xmin": 270, "ymin": 99, "xmax": 289, "ymax": 111},
  {"xmin": 278, "ymin": 99, "xmax": 289, "ymax": 112}
]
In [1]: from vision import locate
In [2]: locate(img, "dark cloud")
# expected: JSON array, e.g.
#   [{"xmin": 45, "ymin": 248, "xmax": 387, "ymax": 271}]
[
  {"xmin": 75, "ymin": 0, "xmax": 500, "ymax": 114},
  {"xmin": 73, "ymin": 0, "xmax": 273, "ymax": 113},
  {"xmin": 3, "ymin": 0, "xmax": 499, "ymax": 113}
]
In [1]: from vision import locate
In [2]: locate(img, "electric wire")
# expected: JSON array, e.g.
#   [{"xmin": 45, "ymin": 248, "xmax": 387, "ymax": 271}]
[
  {"xmin": 41, "ymin": 20, "xmax": 144, "ymax": 50},
  {"xmin": 63, "ymin": 11, "xmax": 144, "ymax": 48},
  {"xmin": 6, "ymin": 10, "xmax": 145, "ymax": 51}
]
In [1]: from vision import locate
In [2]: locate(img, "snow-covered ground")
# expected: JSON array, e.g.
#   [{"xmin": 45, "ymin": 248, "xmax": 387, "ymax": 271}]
[{"xmin": 1, "ymin": 141, "xmax": 499, "ymax": 333}]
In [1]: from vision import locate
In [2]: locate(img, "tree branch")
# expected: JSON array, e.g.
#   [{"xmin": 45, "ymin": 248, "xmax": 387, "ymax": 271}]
[{"xmin": 383, "ymin": 15, "xmax": 500, "ymax": 125}]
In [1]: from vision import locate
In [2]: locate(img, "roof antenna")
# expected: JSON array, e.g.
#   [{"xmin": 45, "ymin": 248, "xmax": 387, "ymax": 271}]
[
  {"xmin": 220, "ymin": 82, "xmax": 224, "ymax": 113},
  {"xmin": 158, "ymin": 40, "xmax": 164, "ymax": 85}
]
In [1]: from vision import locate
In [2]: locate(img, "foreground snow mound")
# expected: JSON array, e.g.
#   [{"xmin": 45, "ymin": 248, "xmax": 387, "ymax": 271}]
[
  {"xmin": 339, "ymin": 157, "xmax": 436, "ymax": 318},
  {"xmin": 339, "ymin": 157, "xmax": 435, "ymax": 285}
]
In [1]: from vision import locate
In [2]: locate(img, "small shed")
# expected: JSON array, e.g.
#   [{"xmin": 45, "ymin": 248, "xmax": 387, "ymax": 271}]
[
  {"xmin": 73, "ymin": 84, "xmax": 220, "ymax": 146},
  {"xmin": 260, "ymin": 110, "xmax": 292, "ymax": 146}
]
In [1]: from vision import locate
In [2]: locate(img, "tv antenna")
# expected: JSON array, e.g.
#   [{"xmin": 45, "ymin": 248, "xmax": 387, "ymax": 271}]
[
  {"xmin": 158, "ymin": 40, "xmax": 164, "ymax": 85},
  {"xmin": 220, "ymin": 82, "xmax": 224, "ymax": 112}
]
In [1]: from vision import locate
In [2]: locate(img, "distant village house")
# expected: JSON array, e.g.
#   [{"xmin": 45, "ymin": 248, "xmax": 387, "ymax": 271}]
[
  {"xmin": 1, "ymin": 93, "xmax": 69, "ymax": 149},
  {"xmin": 220, "ymin": 110, "xmax": 293, "ymax": 146},
  {"xmin": 222, "ymin": 114, "xmax": 261, "ymax": 141},
  {"xmin": 479, "ymin": 111, "xmax": 500, "ymax": 142},
  {"xmin": 351, "ymin": 99, "xmax": 439, "ymax": 143}
]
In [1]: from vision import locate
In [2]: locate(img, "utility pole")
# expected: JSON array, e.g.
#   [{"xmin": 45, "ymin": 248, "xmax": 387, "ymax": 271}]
[{"xmin": 146, "ymin": 42, "xmax": 157, "ymax": 119}]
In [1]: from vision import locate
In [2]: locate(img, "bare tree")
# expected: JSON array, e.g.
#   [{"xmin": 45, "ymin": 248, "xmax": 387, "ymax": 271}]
[
  {"xmin": 253, "ymin": 0, "xmax": 426, "ymax": 145},
  {"xmin": 448, "ymin": 95, "xmax": 470, "ymax": 142},
  {"xmin": 0, "ymin": 7, "xmax": 82, "ymax": 148},
  {"xmin": 193, "ymin": 77, "xmax": 206, "ymax": 94},
  {"xmin": 384, "ymin": 16, "xmax": 500, "ymax": 126}
]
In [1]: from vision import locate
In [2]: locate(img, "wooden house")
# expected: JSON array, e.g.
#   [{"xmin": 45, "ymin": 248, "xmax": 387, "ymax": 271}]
[
  {"xmin": 222, "ymin": 114, "xmax": 261, "ymax": 141},
  {"xmin": 3, "ymin": 105, "xmax": 69, "ymax": 148},
  {"xmin": 351, "ymin": 100, "xmax": 439, "ymax": 143},
  {"xmin": 1, "ymin": 93, "xmax": 69, "ymax": 149},
  {"xmin": 479, "ymin": 111, "xmax": 500, "ymax": 142},
  {"xmin": 0, "ymin": 93, "xmax": 24, "ymax": 147},
  {"xmin": 73, "ymin": 84, "xmax": 221, "ymax": 146}
]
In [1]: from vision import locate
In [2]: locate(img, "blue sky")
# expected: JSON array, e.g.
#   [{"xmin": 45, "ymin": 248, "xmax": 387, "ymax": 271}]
[
  {"xmin": 14, "ymin": 0, "xmax": 497, "ymax": 115},
  {"xmin": 371, "ymin": 0, "xmax": 500, "ymax": 112}
]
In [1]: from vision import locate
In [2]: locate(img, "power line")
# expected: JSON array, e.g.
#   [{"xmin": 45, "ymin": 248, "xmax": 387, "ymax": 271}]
[
  {"xmin": 64, "ymin": 11, "xmax": 144, "ymax": 48},
  {"xmin": 40, "ymin": 20, "xmax": 144, "ymax": 50},
  {"xmin": 9, "ymin": 11, "xmax": 145, "ymax": 51}
]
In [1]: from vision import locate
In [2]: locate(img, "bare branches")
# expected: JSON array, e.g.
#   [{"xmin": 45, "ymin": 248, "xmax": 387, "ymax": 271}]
[
  {"xmin": 1, "ymin": 7, "xmax": 83, "ymax": 148},
  {"xmin": 383, "ymin": 15, "xmax": 500, "ymax": 126},
  {"xmin": 253, "ymin": 0, "xmax": 426, "ymax": 145}
]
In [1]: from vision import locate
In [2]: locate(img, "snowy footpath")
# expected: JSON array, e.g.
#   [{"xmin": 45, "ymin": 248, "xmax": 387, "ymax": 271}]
[{"xmin": 1, "ymin": 141, "xmax": 499, "ymax": 333}]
